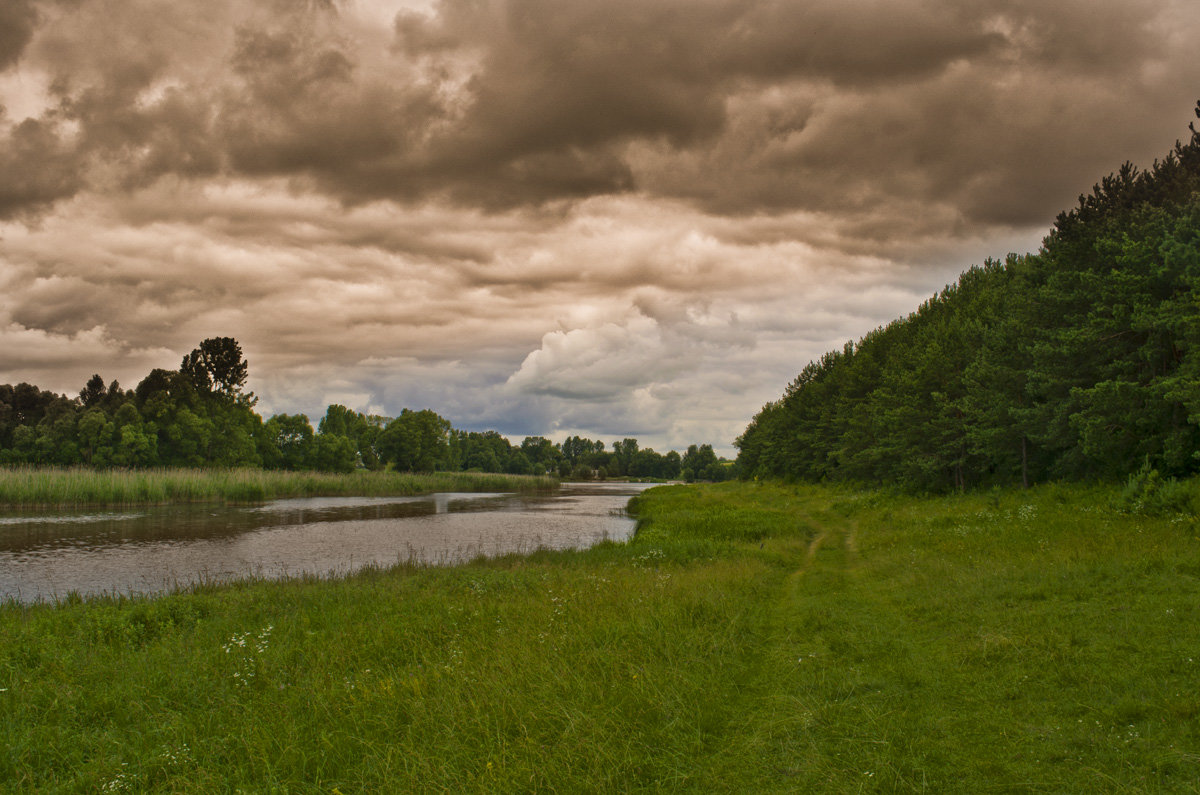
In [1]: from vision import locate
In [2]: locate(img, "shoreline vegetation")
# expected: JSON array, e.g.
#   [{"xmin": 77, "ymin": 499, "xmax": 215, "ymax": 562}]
[
  {"xmin": 0, "ymin": 467, "xmax": 557, "ymax": 509},
  {"xmin": 1, "ymin": 338, "xmax": 733, "ymax": 485},
  {"xmin": 4, "ymin": 480, "xmax": 1199, "ymax": 790}
]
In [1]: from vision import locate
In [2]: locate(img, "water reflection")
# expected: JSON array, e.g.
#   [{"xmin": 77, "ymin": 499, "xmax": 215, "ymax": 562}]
[{"xmin": 0, "ymin": 482, "xmax": 654, "ymax": 603}]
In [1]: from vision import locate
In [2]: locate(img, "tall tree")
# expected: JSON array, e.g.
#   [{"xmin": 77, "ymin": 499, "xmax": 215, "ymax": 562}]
[
  {"xmin": 181, "ymin": 337, "xmax": 250, "ymax": 399},
  {"xmin": 79, "ymin": 374, "xmax": 106, "ymax": 408}
]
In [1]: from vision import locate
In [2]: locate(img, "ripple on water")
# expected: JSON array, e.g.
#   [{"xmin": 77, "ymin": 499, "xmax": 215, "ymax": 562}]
[{"xmin": 0, "ymin": 512, "xmax": 146, "ymax": 526}]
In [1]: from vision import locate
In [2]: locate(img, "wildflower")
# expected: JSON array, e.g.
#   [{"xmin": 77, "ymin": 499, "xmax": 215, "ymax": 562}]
[{"xmin": 224, "ymin": 624, "xmax": 273, "ymax": 686}]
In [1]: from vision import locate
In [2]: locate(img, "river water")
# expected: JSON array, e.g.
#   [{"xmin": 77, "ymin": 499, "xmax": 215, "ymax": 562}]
[{"xmin": 0, "ymin": 482, "xmax": 653, "ymax": 604}]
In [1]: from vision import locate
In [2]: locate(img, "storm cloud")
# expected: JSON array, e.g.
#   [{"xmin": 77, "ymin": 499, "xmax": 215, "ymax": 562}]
[{"xmin": 1, "ymin": 0, "xmax": 1197, "ymax": 451}]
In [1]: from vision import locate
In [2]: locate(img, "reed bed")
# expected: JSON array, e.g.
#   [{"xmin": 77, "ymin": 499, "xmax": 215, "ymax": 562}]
[{"xmin": 0, "ymin": 467, "xmax": 556, "ymax": 508}]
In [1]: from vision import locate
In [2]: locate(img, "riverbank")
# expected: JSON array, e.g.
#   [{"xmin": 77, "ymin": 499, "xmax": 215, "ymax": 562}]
[
  {"xmin": 2, "ymin": 481, "xmax": 1199, "ymax": 791},
  {"xmin": 0, "ymin": 467, "xmax": 556, "ymax": 508}
]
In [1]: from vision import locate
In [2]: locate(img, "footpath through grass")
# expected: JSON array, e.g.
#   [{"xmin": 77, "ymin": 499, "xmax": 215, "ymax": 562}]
[
  {"xmin": 3, "ymin": 481, "xmax": 1200, "ymax": 791},
  {"xmin": 0, "ymin": 467, "xmax": 555, "ymax": 508}
]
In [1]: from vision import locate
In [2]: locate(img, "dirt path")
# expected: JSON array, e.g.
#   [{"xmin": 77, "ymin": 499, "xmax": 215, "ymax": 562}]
[
  {"xmin": 700, "ymin": 504, "xmax": 862, "ymax": 784},
  {"xmin": 803, "ymin": 529, "xmax": 829, "ymax": 567},
  {"xmin": 794, "ymin": 513, "xmax": 859, "ymax": 575},
  {"xmin": 843, "ymin": 520, "xmax": 859, "ymax": 566}
]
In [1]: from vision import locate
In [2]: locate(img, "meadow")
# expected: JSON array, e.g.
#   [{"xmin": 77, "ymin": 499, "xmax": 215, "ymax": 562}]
[
  {"xmin": 2, "ymin": 480, "xmax": 1199, "ymax": 792},
  {"xmin": 0, "ymin": 467, "xmax": 556, "ymax": 508}
]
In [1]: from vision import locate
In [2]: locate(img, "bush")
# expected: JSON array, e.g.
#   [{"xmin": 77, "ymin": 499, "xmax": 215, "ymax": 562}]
[{"xmin": 1120, "ymin": 462, "xmax": 1197, "ymax": 515}]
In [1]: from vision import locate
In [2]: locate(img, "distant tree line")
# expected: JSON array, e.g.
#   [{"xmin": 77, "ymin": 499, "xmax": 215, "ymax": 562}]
[
  {"xmin": 0, "ymin": 337, "xmax": 730, "ymax": 479},
  {"xmin": 736, "ymin": 102, "xmax": 1200, "ymax": 491}
]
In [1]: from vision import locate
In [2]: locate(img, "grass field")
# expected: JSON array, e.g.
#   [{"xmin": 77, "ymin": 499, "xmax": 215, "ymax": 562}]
[
  {"xmin": 2, "ymin": 480, "xmax": 1199, "ymax": 791},
  {"xmin": 0, "ymin": 467, "xmax": 556, "ymax": 508}
]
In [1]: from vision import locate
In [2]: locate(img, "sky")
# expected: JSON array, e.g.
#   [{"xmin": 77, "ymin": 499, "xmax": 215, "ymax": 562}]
[{"xmin": 1, "ymin": 0, "xmax": 1198, "ymax": 455}]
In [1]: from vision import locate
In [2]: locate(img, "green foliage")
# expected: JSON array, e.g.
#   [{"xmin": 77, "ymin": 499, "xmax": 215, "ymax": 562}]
[
  {"xmin": 79, "ymin": 373, "xmax": 106, "ymax": 408},
  {"xmin": 377, "ymin": 409, "xmax": 451, "ymax": 472},
  {"xmin": 738, "ymin": 102, "xmax": 1200, "ymax": 491},
  {"xmin": 261, "ymin": 413, "xmax": 314, "ymax": 470},
  {"xmin": 518, "ymin": 435, "xmax": 559, "ymax": 475},
  {"xmin": 631, "ymin": 482, "xmax": 816, "ymax": 546},
  {"xmin": 309, "ymin": 432, "xmax": 357, "ymax": 474},
  {"xmin": 1120, "ymin": 460, "xmax": 1198, "ymax": 515},
  {"xmin": 179, "ymin": 337, "xmax": 249, "ymax": 399},
  {"xmin": 316, "ymin": 404, "xmax": 384, "ymax": 471}
]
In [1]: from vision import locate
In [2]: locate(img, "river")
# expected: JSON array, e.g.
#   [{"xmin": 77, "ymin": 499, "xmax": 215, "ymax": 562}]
[{"xmin": 0, "ymin": 482, "xmax": 654, "ymax": 604}]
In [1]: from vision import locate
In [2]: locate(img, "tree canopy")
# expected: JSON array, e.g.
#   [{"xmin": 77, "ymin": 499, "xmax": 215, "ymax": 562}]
[
  {"xmin": 180, "ymin": 337, "xmax": 250, "ymax": 400},
  {"xmin": 736, "ymin": 101, "xmax": 1200, "ymax": 491},
  {"xmin": 0, "ymin": 337, "xmax": 725, "ymax": 479}
]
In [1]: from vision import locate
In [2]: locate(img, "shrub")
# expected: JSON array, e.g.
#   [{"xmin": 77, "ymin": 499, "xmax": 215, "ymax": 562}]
[{"xmin": 1120, "ymin": 461, "xmax": 1197, "ymax": 515}]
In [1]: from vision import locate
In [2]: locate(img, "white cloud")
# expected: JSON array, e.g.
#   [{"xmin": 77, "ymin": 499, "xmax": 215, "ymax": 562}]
[{"xmin": 507, "ymin": 316, "xmax": 681, "ymax": 400}]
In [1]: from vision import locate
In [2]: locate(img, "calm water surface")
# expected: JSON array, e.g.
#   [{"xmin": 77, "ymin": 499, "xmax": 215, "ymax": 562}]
[{"xmin": 0, "ymin": 482, "xmax": 653, "ymax": 603}]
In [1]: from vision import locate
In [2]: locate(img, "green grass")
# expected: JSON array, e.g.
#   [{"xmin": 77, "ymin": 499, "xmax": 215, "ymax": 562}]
[
  {"xmin": 2, "ymin": 480, "xmax": 1200, "ymax": 791},
  {"xmin": 0, "ymin": 467, "xmax": 556, "ymax": 508}
]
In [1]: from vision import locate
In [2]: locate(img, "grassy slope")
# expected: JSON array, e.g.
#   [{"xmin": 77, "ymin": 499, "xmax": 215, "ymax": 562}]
[
  {"xmin": 0, "ymin": 468, "xmax": 556, "ymax": 508},
  {"xmin": 2, "ymin": 482, "xmax": 1199, "ymax": 792}
]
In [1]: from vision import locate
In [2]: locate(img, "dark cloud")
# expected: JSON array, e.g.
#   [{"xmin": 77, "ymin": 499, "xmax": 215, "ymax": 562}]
[
  {"xmin": 219, "ymin": 24, "xmax": 415, "ymax": 183},
  {"xmin": 1, "ymin": 0, "xmax": 1196, "ymax": 227},
  {"xmin": 709, "ymin": 0, "xmax": 1004, "ymax": 83},
  {"xmin": 7, "ymin": 274, "xmax": 108, "ymax": 333},
  {"xmin": 0, "ymin": 0, "xmax": 38, "ymax": 72},
  {"xmin": 977, "ymin": 0, "xmax": 1165, "ymax": 73},
  {"xmin": 0, "ymin": 118, "xmax": 84, "ymax": 219},
  {"xmin": 0, "ymin": 0, "xmax": 227, "ymax": 215},
  {"xmin": 387, "ymin": 0, "xmax": 999, "ymax": 206}
]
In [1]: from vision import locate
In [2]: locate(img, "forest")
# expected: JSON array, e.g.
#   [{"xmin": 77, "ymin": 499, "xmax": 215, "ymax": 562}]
[
  {"xmin": 736, "ymin": 102, "xmax": 1200, "ymax": 491},
  {"xmin": 0, "ymin": 337, "xmax": 729, "ymax": 481}
]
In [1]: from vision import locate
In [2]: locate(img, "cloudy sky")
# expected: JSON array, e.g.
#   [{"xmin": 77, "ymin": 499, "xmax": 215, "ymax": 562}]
[{"xmin": 1, "ymin": 0, "xmax": 1197, "ymax": 454}]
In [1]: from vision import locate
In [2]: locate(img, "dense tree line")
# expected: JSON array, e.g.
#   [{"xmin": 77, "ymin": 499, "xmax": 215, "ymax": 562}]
[
  {"xmin": 0, "ymin": 337, "xmax": 730, "ymax": 479},
  {"xmin": 736, "ymin": 102, "xmax": 1200, "ymax": 491}
]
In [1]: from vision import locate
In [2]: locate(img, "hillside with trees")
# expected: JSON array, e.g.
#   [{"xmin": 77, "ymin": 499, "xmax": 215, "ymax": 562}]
[{"xmin": 736, "ymin": 102, "xmax": 1200, "ymax": 491}]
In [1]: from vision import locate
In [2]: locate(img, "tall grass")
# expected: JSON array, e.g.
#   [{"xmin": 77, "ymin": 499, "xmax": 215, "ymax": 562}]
[
  {"xmin": 0, "ymin": 467, "xmax": 556, "ymax": 508},
  {"xmin": 2, "ymin": 480, "xmax": 1198, "ymax": 791}
]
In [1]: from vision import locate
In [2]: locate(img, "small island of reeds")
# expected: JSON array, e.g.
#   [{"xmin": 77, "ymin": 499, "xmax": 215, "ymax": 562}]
[{"xmin": 0, "ymin": 467, "xmax": 556, "ymax": 509}]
